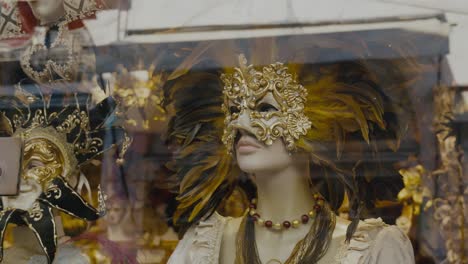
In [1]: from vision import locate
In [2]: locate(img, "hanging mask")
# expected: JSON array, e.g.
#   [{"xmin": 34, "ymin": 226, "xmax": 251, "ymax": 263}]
[{"xmin": 221, "ymin": 54, "xmax": 312, "ymax": 154}]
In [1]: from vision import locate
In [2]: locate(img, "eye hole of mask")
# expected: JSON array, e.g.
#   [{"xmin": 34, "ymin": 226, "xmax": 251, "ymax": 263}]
[
  {"xmin": 257, "ymin": 102, "xmax": 278, "ymax": 113},
  {"xmin": 229, "ymin": 105, "xmax": 241, "ymax": 114}
]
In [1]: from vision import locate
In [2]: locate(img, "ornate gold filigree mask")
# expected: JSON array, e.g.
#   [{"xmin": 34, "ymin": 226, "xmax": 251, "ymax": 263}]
[
  {"xmin": 18, "ymin": 126, "xmax": 78, "ymax": 187},
  {"xmin": 3, "ymin": 127, "xmax": 78, "ymax": 210},
  {"xmin": 221, "ymin": 55, "xmax": 311, "ymax": 153},
  {"xmin": 22, "ymin": 138, "xmax": 65, "ymax": 188}
]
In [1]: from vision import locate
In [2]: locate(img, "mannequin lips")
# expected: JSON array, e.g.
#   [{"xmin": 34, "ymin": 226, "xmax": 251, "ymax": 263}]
[{"xmin": 236, "ymin": 136, "xmax": 262, "ymax": 154}]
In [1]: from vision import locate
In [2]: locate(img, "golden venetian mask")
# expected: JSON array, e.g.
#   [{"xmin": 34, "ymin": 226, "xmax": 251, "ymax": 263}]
[{"xmin": 221, "ymin": 55, "xmax": 311, "ymax": 153}]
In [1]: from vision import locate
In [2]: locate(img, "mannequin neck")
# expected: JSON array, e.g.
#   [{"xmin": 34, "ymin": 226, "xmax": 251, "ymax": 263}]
[{"xmin": 253, "ymin": 156, "xmax": 315, "ymax": 221}]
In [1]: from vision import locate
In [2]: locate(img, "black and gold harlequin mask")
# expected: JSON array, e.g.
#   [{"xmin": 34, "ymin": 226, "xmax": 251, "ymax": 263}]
[{"xmin": 0, "ymin": 83, "xmax": 129, "ymax": 263}]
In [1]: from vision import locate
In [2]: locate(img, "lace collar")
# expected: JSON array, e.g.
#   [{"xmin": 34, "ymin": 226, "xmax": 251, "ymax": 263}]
[{"xmin": 185, "ymin": 214, "xmax": 391, "ymax": 264}]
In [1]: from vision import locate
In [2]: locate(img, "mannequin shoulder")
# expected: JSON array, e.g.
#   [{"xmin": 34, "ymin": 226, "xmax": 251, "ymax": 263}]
[
  {"xmin": 369, "ymin": 224, "xmax": 414, "ymax": 263},
  {"xmin": 336, "ymin": 218, "xmax": 415, "ymax": 264},
  {"xmin": 168, "ymin": 212, "xmax": 229, "ymax": 264}
]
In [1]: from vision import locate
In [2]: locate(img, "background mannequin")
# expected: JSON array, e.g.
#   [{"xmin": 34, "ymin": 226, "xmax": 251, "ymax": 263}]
[{"xmin": 105, "ymin": 196, "xmax": 135, "ymax": 243}]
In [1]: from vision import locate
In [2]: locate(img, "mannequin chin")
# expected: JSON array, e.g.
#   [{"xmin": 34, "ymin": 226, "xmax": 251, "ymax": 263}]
[
  {"xmin": 235, "ymin": 134, "xmax": 292, "ymax": 174},
  {"xmin": 235, "ymin": 133, "xmax": 308, "ymax": 176},
  {"xmin": 28, "ymin": 0, "xmax": 66, "ymax": 25},
  {"xmin": 2, "ymin": 179, "xmax": 42, "ymax": 211}
]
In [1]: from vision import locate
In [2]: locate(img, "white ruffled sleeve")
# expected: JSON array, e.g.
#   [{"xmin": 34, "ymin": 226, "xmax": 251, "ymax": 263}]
[
  {"xmin": 337, "ymin": 218, "xmax": 415, "ymax": 264},
  {"xmin": 370, "ymin": 225, "xmax": 415, "ymax": 264},
  {"xmin": 167, "ymin": 213, "xmax": 226, "ymax": 264},
  {"xmin": 167, "ymin": 227, "xmax": 194, "ymax": 264}
]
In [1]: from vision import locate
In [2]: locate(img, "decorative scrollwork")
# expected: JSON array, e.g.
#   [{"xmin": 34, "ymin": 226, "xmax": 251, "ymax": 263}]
[
  {"xmin": 31, "ymin": 110, "xmax": 46, "ymax": 128},
  {"xmin": 97, "ymin": 185, "xmax": 107, "ymax": 217},
  {"xmin": 28, "ymin": 202, "xmax": 44, "ymax": 222},
  {"xmin": 45, "ymin": 184, "xmax": 62, "ymax": 200},
  {"xmin": 56, "ymin": 110, "xmax": 86, "ymax": 133}
]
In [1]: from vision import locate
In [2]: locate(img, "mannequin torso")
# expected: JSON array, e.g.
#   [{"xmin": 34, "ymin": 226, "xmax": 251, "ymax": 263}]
[
  {"xmin": 169, "ymin": 212, "xmax": 414, "ymax": 264},
  {"xmin": 169, "ymin": 123, "xmax": 415, "ymax": 264},
  {"xmin": 3, "ymin": 226, "xmax": 89, "ymax": 264}
]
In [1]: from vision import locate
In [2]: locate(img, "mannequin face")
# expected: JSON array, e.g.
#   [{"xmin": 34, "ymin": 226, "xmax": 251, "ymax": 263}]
[
  {"xmin": 106, "ymin": 198, "xmax": 127, "ymax": 226},
  {"xmin": 27, "ymin": 0, "xmax": 66, "ymax": 24}
]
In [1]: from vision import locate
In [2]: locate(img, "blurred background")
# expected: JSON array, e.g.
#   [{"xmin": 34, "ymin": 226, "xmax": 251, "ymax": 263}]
[{"xmin": 1, "ymin": 0, "xmax": 467, "ymax": 263}]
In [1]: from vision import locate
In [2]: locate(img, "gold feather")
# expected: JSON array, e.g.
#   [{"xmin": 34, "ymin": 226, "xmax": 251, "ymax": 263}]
[{"xmin": 0, "ymin": 112, "xmax": 13, "ymax": 136}]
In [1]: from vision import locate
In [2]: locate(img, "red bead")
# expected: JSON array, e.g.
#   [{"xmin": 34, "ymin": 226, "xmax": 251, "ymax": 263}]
[
  {"xmin": 252, "ymin": 213, "xmax": 260, "ymax": 221},
  {"xmin": 265, "ymin": 220, "xmax": 273, "ymax": 228},
  {"xmin": 283, "ymin": 221, "xmax": 291, "ymax": 229},
  {"xmin": 301, "ymin": 215, "xmax": 309, "ymax": 224},
  {"xmin": 314, "ymin": 204, "xmax": 322, "ymax": 212}
]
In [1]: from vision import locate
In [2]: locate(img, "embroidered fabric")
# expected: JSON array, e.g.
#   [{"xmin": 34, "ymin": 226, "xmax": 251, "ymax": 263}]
[
  {"xmin": 0, "ymin": 0, "xmax": 101, "ymax": 41},
  {"xmin": 168, "ymin": 214, "xmax": 415, "ymax": 264},
  {"xmin": 0, "ymin": 2, "xmax": 25, "ymax": 39},
  {"xmin": 63, "ymin": 0, "xmax": 101, "ymax": 23},
  {"xmin": 20, "ymin": 23, "xmax": 96, "ymax": 84}
]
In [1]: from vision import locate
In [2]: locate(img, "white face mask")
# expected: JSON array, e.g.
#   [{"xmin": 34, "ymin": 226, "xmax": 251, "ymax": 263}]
[{"xmin": 2, "ymin": 179, "xmax": 42, "ymax": 211}]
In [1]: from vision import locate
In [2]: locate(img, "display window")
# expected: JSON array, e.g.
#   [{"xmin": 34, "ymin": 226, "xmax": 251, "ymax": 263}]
[{"xmin": 0, "ymin": 1, "xmax": 467, "ymax": 264}]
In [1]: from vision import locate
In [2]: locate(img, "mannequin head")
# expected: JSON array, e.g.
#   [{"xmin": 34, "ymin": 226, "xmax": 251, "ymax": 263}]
[
  {"xmin": 27, "ymin": 0, "xmax": 66, "ymax": 25},
  {"xmin": 168, "ymin": 54, "xmax": 407, "ymax": 237},
  {"xmin": 106, "ymin": 196, "xmax": 128, "ymax": 226}
]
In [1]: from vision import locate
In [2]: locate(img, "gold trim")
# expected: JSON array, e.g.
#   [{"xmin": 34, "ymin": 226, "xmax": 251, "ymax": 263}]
[{"xmin": 15, "ymin": 126, "xmax": 78, "ymax": 182}]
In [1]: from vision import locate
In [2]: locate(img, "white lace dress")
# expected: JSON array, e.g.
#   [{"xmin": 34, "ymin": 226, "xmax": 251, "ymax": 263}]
[
  {"xmin": 3, "ymin": 244, "xmax": 89, "ymax": 264},
  {"xmin": 168, "ymin": 213, "xmax": 415, "ymax": 264},
  {"xmin": 2, "ymin": 227, "xmax": 89, "ymax": 264}
]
